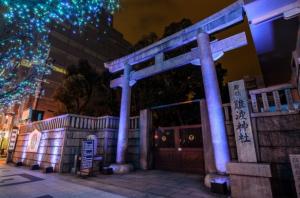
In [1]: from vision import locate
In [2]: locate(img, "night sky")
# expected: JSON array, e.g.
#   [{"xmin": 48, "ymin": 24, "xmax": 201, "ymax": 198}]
[{"xmin": 114, "ymin": 0, "xmax": 262, "ymax": 82}]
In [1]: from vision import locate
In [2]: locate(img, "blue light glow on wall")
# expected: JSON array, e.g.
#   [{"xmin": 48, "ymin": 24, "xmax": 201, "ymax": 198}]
[
  {"xmin": 244, "ymin": 0, "xmax": 297, "ymax": 54},
  {"xmin": 249, "ymin": 23, "xmax": 275, "ymax": 54},
  {"xmin": 21, "ymin": 139, "xmax": 28, "ymax": 162},
  {"xmin": 245, "ymin": 0, "xmax": 296, "ymax": 21},
  {"xmin": 37, "ymin": 133, "xmax": 47, "ymax": 165}
]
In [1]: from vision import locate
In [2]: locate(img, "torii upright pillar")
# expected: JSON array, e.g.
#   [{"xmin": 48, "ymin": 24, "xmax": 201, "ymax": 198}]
[
  {"xmin": 110, "ymin": 63, "xmax": 134, "ymax": 173},
  {"xmin": 197, "ymin": 32, "xmax": 230, "ymax": 174}
]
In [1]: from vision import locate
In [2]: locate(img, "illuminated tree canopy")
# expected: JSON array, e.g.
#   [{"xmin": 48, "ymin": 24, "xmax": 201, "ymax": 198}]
[{"xmin": 0, "ymin": 0, "xmax": 119, "ymax": 107}]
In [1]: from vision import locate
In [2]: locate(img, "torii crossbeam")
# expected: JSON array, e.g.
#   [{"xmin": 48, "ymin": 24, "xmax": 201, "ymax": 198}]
[{"xmin": 105, "ymin": 0, "xmax": 246, "ymax": 174}]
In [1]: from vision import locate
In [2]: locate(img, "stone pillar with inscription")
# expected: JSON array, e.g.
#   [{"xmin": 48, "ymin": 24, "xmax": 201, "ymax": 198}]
[
  {"xmin": 229, "ymin": 80, "xmax": 257, "ymax": 162},
  {"xmin": 109, "ymin": 64, "xmax": 133, "ymax": 174},
  {"xmin": 227, "ymin": 80, "xmax": 273, "ymax": 198}
]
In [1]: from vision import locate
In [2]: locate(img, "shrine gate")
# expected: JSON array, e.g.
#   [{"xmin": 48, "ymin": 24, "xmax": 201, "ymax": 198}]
[{"xmin": 105, "ymin": 1, "xmax": 246, "ymax": 174}]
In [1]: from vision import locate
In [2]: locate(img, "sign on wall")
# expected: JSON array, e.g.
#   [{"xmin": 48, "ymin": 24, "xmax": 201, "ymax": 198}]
[
  {"xmin": 26, "ymin": 129, "xmax": 42, "ymax": 153},
  {"xmin": 229, "ymin": 80, "xmax": 257, "ymax": 162},
  {"xmin": 8, "ymin": 129, "xmax": 18, "ymax": 151},
  {"xmin": 80, "ymin": 140, "xmax": 94, "ymax": 171},
  {"xmin": 290, "ymin": 155, "xmax": 300, "ymax": 197}
]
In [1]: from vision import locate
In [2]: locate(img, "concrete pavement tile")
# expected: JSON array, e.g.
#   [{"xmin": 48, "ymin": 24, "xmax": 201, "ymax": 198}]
[{"xmin": 0, "ymin": 161, "xmax": 221, "ymax": 198}]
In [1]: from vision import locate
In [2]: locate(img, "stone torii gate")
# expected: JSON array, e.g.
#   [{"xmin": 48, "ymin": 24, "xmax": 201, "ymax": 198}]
[{"xmin": 105, "ymin": 1, "xmax": 246, "ymax": 174}]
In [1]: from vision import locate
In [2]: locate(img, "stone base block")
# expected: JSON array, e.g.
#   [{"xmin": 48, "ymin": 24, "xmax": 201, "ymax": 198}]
[
  {"xmin": 227, "ymin": 162, "xmax": 273, "ymax": 198},
  {"xmin": 109, "ymin": 164, "xmax": 133, "ymax": 174},
  {"xmin": 204, "ymin": 173, "xmax": 229, "ymax": 189}
]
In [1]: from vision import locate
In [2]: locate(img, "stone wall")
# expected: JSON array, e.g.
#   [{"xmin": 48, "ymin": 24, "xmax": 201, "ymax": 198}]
[
  {"xmin": 59, "ymin": 128, "xmax": 119, "ymax": 173},
  {"xmin": 12, "ymin": 114, "xmax": 136, "ymax": 173},
  {"xmin": 225, "ymin": 122, "xmax": 237, "ymax": 161},
  {"xmin": 223, "ymin": 103, "xmax": 238, "ymax": 161},
  {"xmin": 59, "ymin": 127, "xmax": 141, "ymax": 172},
  {"xmin": 254, "ymin": 113, "xmax": 300, "ymax": 197},
  {"xmin": 127, "ymin": 128, "xmax": 140, "ymax": 168},
  {"xmin": 13, "ymin": 128, "xmax": 65, "ymax": 172}
]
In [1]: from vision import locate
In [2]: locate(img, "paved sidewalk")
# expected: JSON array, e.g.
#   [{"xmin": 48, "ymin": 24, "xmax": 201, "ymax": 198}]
[
  {"xmin": 0, "ymin": 161, "xmax": 225, "ymax": 198},
  {"xmin": 59, "ymin": 171, "xmax": 224, "ymax": 198},
  {"xmin": 0, "ymin": 163, "xmax": 125, "ymax": 198}
]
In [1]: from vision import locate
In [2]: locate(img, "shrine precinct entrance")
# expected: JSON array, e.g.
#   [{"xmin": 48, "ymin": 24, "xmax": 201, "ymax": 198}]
[
  {"xmin": 151, "ymin": 100, "xmax": 205, "ymax": 174},
  {"xmin": 154, "ymin": 125, "xmax": 204, "ymax": 174},
  {"xmin": 104, "ymin": 1, "xmax": 247, "ymax": 174}
]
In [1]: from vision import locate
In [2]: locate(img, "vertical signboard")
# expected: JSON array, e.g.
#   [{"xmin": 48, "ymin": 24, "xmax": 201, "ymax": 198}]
[
  {"xmin": 290, "ymin": 154, "xmax": 300, "ymax": 197},
  {"xmin": 80, "ymin": 140, "xmax": 94, "ymax": 173},
  {"xmin": 8, "ymin": 129, "xmax": 18, "ymax": 151},
  {"xmin": 229, "ymin": 80, "xmax": 257, "ymax": 162}
]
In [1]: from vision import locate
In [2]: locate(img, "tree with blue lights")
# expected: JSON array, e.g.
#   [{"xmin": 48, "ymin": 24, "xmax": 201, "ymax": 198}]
[{"xmin": 0, "ymin": 0, "xmax": 119, "ymax": 107}]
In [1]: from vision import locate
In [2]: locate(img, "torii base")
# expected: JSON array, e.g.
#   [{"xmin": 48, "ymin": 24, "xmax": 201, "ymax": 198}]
[
  {"xmin": 109, "ymin": 164, "xmax": 133, "ymax": 174},
  {"xmin": 204, "ymin": 173, "xmax": 229, "ymax": 195}
]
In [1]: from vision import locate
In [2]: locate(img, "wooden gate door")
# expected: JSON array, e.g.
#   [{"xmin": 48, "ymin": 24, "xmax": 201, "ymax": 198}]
[{"xmin": 154, "ymin": 125, "xmax": 204, "ymax": 174}]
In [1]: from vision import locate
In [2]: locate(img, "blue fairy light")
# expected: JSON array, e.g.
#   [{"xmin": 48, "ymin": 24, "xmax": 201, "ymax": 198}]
[{"xmin": 0, "ymin": 0, "xmax": 119, "ymax": 107}]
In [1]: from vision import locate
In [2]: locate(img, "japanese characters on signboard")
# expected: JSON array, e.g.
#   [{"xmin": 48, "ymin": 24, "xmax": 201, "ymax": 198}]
[
  {"xmin": 229, "ymin": 80, "xmax": 257, "ymax": 162},
  {"xmin": 8, "ymin": 129, "xmax": 18, "ymax": 151},
  {"xmin": 80, "ymin": 140, "xmax": 94, "ymax": 171}
]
